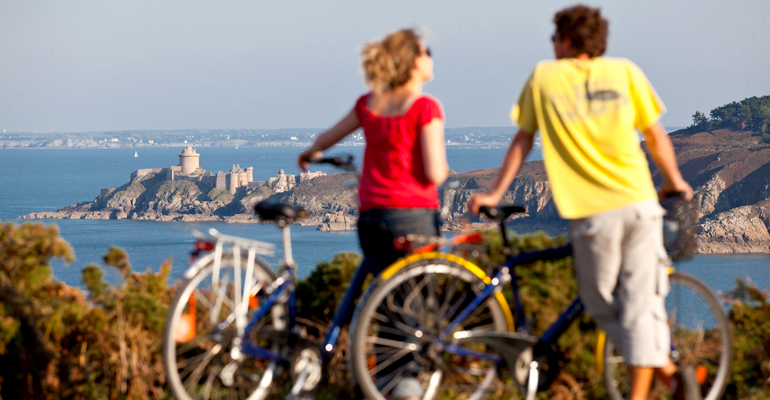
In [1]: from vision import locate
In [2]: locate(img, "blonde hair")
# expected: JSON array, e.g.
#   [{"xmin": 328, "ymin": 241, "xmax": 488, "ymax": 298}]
[{"xmin": 361, "ymin": 29, "xmax": 422, "ymax": 94}]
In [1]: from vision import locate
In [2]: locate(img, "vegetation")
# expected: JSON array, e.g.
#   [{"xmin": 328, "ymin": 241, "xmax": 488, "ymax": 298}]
[
  {"xmin": 1, "ymin": 220, "xmax": 768, "ymax": 399},
  {"xmin": 205, "ymin": 188, "xmax": 234, "ymax": 204},
  {"xmin": 688, "ymin": 96, "xmax": 770, "ymax": 142}
]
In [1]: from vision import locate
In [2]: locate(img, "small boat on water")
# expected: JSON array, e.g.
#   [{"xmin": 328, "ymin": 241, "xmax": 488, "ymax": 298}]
[{"xmin": 134, "ymin": 151, "xmax": 138, "ymax": 157}]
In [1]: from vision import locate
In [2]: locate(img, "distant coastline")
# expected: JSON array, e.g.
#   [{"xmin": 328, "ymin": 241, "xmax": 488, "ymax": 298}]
[
  {"xmin": 0, "ymin": 126, "xmax": 547, "ymax": 150},
  {"xmin": 0, "ymin": 126, "xmax": 693, "ymax": 150}
]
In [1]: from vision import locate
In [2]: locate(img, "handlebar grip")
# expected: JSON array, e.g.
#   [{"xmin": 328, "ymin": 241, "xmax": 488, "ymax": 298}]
[
  {"xmin": 478, "ymin": 206, "xmax": 499, "ymax": 220},
  {"xmin": 659, "ymin": 190, "xmax": 687, "ymax": 200},
  {"xmin": 309, "ymin": 154, "xmax": 357, "ymax": 172}
]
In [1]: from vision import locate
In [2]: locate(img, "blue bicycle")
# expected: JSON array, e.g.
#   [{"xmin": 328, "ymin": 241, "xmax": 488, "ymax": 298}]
[{"xmin": 350, "ymin": 205, "xmax": 732, "ymax": 400}]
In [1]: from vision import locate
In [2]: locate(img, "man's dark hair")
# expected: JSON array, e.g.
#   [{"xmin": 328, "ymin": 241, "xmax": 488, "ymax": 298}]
[{"xmin": 553, "ymin": 5, "xmax": 608, "ymax": 58}]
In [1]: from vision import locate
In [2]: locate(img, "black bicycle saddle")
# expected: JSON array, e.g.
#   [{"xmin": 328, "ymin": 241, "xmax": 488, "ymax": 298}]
[
  {"xmin": 254, "ymin": 201, "xmax": 307, "ymax": 223},
  {"xmin": 479, "ymin": 204, "xmax": 527, "ymax": 221}
]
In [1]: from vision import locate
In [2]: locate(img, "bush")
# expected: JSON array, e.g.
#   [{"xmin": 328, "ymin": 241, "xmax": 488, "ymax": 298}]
[
  {"xmin": 0, "ymin": 220, "xmax": 174, "ymax": 400},
  {"xmin": 723, "ymin": 278, "xmax": 770, "ymax": 398}
]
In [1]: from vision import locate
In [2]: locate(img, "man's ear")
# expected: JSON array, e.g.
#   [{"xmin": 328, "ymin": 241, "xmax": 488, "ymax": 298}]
[{"xmin": 563, "ymin": 36, "xmax": 575, "ymax": 54}]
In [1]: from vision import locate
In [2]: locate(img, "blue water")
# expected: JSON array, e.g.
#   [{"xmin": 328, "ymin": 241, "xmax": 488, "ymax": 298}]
[{"xmin": 1, "ymin": 146, "xmax": 767, "ymax": 297}]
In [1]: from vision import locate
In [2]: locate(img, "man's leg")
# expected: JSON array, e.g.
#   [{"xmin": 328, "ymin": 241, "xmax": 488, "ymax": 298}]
[
  {"xmin": 629, "ymin": 360, "xmax": 678, "ymax": 399},
  {"xmin": 618, "ymin": 201, "xmax": 677, "ymax": 397},
  {"xmin": 629, "ymin": 366, "xmax": 654, "ymax": 400},
  {"xmin": 569, "ymin": 211, "xmax": 625, "ymax": 353}
]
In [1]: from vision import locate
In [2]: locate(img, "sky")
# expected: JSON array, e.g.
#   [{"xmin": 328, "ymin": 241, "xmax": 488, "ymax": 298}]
[{"xmin": 0, "ymin": 0, "xmax": 768, "ymax": 133}]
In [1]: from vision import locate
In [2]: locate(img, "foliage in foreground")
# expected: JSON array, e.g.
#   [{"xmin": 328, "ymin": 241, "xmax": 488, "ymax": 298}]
[{"xmin": 1, "ymin": 220, "xmax": 769, "ymax": 399}]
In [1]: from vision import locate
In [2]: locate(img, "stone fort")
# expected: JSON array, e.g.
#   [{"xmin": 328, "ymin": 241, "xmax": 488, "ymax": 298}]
[{"xmin": 100, "ymin": 147, "xmax": 325, "ymax": 196}]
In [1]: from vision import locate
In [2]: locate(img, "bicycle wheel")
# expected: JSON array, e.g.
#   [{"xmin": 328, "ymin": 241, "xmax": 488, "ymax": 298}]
[
  {"xmin": 164, "ymin": 251, "xmax": 288, "ymax": 400},
  {"xmin": 351, "ymin": 253, "xmax": 513, "ymax": 400},
  {"xmin": 603, "ymin": 270, "xmax": 732, "ymax": 400}
]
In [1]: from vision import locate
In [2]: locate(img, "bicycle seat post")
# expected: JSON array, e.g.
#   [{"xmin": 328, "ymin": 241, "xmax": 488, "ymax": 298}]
[{"xmin": 279, "ymin": 221, "xmax": 295, "ymax": 268}]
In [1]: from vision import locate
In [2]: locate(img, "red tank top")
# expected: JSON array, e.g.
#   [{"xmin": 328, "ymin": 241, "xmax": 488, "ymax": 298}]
[{"xmin": 354, "ymin": 93, "xmax": 444, "ymax": 211}]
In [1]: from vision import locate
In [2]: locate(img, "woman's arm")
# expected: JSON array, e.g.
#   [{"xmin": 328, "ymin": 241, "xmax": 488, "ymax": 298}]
[
  {"xmin": 421, "ymin": 118, "xmax": 448, "ymax": 185},
  {"xmin": 468, "ymin": 129, "xmax": 534, "ymax": 213},
  {"xmin": 298, "ymin": 108, "xmax": 360, "ymax": 171}
]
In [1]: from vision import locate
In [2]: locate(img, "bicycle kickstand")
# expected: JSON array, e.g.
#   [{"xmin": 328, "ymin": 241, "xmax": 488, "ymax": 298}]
[{"xmin": 525, "ymin": 361, "xmax": 539, "ymax": 400}]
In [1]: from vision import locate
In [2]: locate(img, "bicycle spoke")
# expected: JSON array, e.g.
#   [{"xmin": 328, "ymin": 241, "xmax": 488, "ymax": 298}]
[
  {"xmin": 438, "ymin": 274, "xmax": 463, "ymax": 325},
  {"xmin": 201, "ymin": 364, "xmax": 221, "ymax": 400},
  {"xmin": 365, "ymin": 335, "xmax": 418, "ymax": 350},
  {"xmin": 373, "ymin": 311, "xmax": 420, "ymax": 335},
  {"xmin": 376, "ymin": 370, "xmax": 406, "ymax": 396}
]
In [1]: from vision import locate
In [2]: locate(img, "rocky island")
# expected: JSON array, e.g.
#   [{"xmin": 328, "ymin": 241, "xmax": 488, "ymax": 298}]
[
  {"xmin": 19, "ymin": 95, "xmax": 770, "ymax": 253},
  {"xmin": 21, "ymin": 147, "xmax": 332, "ymax": 226}
]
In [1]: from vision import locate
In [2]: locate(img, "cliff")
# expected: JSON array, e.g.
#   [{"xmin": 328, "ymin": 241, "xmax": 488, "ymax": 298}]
[{"xmin": 661, "ymin": 129, "xmax": 770, "ymax": 253}]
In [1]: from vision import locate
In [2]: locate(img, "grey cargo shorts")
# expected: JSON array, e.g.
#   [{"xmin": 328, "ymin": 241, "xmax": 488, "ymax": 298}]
[{"xmin": 569, "ymin": 200, "xmax": 671, "ymax": 367}]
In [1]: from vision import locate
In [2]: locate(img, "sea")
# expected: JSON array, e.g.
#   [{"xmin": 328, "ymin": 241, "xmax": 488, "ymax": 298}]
[{"xmin": 1, "ymin": 146, "xmax": 768, "ymax": 297}]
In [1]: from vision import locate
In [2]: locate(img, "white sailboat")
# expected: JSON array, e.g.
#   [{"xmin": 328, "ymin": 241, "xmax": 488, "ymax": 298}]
[{"xmin": 134, "ymin": 151, "xmax": 138, "ymax": 157}]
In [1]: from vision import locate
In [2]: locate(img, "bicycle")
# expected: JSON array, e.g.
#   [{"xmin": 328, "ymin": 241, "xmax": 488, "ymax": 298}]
[
  {"xmin": 349, "ymin": 204, "xmax": 732, "ymax": 400},
  {"xmin": 163, "ymin": 155, "xmax": 370, "ymax": 400}
]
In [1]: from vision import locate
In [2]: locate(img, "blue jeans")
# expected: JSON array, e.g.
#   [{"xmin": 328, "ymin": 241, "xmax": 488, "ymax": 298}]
[{"xmin": 331, "ymin": 208, "xmax": 440, "ymax": 334}]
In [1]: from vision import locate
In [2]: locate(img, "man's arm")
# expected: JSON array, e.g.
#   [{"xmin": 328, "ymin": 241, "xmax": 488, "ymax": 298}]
[
  {"xmin": 641, "ymin": 122, "xmax": 693, "ymax": 200},
  {"xmin": 468, "ymin": 129, "xmax": 534, "ymax": 213}
]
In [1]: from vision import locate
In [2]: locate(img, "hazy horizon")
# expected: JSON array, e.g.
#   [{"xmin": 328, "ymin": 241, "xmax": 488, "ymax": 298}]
[{"xmin": 1, "ymin": 0, "xmax": 768, "ymax": 133}]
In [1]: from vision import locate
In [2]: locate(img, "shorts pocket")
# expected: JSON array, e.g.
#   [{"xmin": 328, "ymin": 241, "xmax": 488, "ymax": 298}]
[
  {"xmin": 656, "ymin": 247, "xmax": 670, "ymax": 296},
  {"xmin": 569, "ymin": 217, "xmax": 603, "ymax": 239},
  {"xmin": 652, "ymin": 305, "xmax": 671, "ymax": 358}
]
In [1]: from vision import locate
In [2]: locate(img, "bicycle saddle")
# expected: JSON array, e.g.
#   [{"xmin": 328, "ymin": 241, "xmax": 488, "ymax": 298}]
[
  {"xmin": 254, "ymin": 201, "xmax": 308, "ymax": 223},
  {"xmin": 479, "ymin": 204, "xmax": 527, "ymax": 221}
]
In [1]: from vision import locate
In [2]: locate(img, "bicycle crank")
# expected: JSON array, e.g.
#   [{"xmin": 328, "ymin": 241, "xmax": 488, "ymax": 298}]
[{"xmin": 288, "ymin": 344, "xmax": 323, "ymax": 398}]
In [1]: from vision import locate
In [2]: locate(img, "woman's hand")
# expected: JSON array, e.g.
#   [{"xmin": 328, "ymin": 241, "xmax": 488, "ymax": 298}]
[
  {"xmin": 468, "ymin": 192, "xmax": 502, "ymax": 214},
  {"xmin": 297, "ymin": 149, "xmax": 322, "ymax": 172}
]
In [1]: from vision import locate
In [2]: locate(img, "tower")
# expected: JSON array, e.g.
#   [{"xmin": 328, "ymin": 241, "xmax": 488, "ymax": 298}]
[
  {"xmin": 179, "ymin": 147, "xmax": 200, "ymax": 174},
  {"xmin": 246, "ymin": 166, "xmax": 253, "ymax": 183}
]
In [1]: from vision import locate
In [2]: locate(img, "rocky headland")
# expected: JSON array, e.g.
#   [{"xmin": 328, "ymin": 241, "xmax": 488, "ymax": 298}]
[{"xmin": 20, "ymin": 127, "xmax": 770, "ymax": 253}]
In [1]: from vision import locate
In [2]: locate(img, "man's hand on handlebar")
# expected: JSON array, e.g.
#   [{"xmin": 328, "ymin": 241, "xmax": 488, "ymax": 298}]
[
  {"xmin": 658, "ymin": 179, "xmax": 694, "ymax": 201},
  {"xmin": 468, "ymin": 192, "xmax": 502, "ymax": 215}
]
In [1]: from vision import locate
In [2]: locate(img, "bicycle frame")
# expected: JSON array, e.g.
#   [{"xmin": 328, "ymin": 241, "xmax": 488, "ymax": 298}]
[{"xmin": 439, "ymin": 243, "xmax": 580, "ymax": 360}]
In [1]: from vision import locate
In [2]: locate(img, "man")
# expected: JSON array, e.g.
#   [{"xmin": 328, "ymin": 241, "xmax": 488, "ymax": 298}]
[{"xmin": 469, "ymin": 5, "xmax": 700, "ymax": 400}]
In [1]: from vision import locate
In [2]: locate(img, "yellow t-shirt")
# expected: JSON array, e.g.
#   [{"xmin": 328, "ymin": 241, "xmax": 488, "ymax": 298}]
[{"xmin": 511, "ymin": 57, "xmax": 665, "ymax": 219}]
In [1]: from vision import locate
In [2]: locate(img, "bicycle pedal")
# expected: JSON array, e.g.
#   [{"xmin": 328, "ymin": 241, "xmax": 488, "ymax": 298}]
[{"xmin": 525, "ymin": 361, "xmax": 539, "ymax": 400}]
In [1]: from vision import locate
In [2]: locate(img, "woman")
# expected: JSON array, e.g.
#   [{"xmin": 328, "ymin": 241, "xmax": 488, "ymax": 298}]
[{"xmin": 297, "ymin": 28, "xmax": 447, "ymax": 400}]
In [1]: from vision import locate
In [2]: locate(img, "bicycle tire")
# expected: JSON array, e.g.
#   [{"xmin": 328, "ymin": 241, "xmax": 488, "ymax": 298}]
[
  {"xmin": 603, "ymin": 270, "xmax": 732, "ymax": 400},
  {"xmin": 163, "ymin": 251, "xmax": 288, "ymax": 400},
  {"xmin": 350, "ymin": 253, "xmax": 512, "ymax": 400}
]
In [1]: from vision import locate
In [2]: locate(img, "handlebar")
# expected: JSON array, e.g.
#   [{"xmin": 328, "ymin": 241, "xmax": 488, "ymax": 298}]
[
  {"xmin": 478, "ymin": 205, "xmax": 527, "ymax": 222},
  {"xmin": 309, "ymin": 154, "xmax": 358, "ymax": 173}
]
